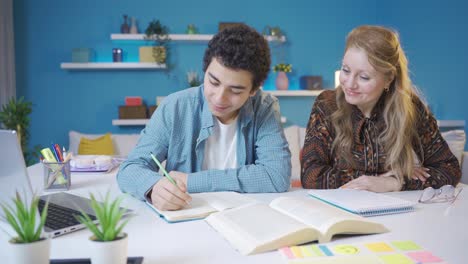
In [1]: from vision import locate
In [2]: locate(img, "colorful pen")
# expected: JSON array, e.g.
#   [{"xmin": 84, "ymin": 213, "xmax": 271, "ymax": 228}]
[
  {"xmin": 51, "ymin": 143, "xmax": 61, "ymax": 161},
  {"xmin": 53, "ymin": 143, "xmax": 64, "ymax": 162},
  {"xmin": 150, "ymin": 152, "xmax": 177, "ymax": 186}
]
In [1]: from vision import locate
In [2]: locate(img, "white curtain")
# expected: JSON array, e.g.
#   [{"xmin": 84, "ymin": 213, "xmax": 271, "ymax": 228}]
[{"xmin": 0, "ymin": 0, "xmax": 16, "ymax": 109}]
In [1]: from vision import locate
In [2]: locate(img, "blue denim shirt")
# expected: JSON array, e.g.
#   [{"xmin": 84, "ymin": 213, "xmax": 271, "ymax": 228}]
[{"xmin": 117, "ymin": 86, "xmax": 291, "ymax": 201}]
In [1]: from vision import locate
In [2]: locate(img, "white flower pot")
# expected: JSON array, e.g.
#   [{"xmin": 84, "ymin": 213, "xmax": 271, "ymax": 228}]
[
  {"xmin": 90, "ymin": 233, "xmax": 128, "ymax": 264},
  {"xmin": 9, "ymin": 237, "xmax": 50, "ymax": 264}
]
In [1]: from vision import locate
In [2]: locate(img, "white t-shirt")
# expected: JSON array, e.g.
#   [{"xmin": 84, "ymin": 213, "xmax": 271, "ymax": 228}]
[{"xmin": 202, "ymin": 117, "xmax": 238, "ymax": 170}]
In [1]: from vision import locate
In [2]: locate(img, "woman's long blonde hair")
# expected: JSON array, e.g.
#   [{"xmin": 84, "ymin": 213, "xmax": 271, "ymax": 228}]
[{"xmin": 332, "ymin": 25, "xmax": 420, "ymax": 181}]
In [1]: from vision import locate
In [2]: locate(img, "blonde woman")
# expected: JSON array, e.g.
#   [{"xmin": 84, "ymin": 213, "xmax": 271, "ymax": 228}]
[{"xmin": 301, "ymin": 25, "xmax": 460, "ymax": 192}]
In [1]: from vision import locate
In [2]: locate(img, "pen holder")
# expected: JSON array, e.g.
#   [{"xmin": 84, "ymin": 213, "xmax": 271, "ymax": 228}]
[{"xmin": 43, "ymin": 160, "xmax": 71, "ymax": 191}]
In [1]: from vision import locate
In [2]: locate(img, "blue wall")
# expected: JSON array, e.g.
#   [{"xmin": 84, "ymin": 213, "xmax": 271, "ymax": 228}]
[
  {"xmin": 382, "ymin": 1, "xmax": 468, "ymax": 122},
  {"xmin": 13, "ymin": 0, "xmax": 468, "ymax": 151}
]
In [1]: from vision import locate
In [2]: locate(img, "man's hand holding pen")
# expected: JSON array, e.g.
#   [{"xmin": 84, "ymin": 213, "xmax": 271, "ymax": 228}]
[
  {"xmin": 148, "ymin": 152, "xmax": 192, "ymax": 210},
  {"xmin": 150, "ymin": 171, "xmax": 191, "ymax": 211}
]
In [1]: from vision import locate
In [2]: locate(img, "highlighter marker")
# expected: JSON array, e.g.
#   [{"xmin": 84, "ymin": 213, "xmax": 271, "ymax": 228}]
[{"xmin": 41, "ymin": 148, "xmax": 57, "ymax": 162}]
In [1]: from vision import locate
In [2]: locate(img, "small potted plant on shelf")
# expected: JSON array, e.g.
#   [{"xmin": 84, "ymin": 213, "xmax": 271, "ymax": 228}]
[
  {"xmin": 142, "ymin": 19, "xmax": 171, "ymax": 65},
  {"xmin": 273, "ymin": 63, "xmax": 292, "ymax": 90},
  {"xmin": 273, "ymin": 63, "xmax": 292, "ymax": 73},
  {"xmin": 263, "ymin": 26, "xmax": 284, "ymax": 41},
  {"xmin": 76, "ymin": 192, "xmax": 131, "ymax": 264},
  {"xmin": 1, "ymin": 192, "xmax": 50, "ymax": 264},
  {"xmin": 187, "ymin": 70, "xmax": 202, "ymax": 87}
]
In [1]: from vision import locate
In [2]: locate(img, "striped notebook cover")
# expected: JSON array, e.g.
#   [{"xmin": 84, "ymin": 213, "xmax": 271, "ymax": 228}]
[{"xmin": 308, "ymin": 189, "xmax": 415, "ymax": 217}]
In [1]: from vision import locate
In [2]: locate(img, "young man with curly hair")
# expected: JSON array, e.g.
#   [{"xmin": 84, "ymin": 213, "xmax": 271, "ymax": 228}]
[{"xmin": 117, "ymin": 25, "xmax": 291, "ymax": 211}]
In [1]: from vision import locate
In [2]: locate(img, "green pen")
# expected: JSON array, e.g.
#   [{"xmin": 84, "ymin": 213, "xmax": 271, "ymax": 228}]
[{"xmin": 150, "ymin": 152, "xmax": 177, "ymax": 186}]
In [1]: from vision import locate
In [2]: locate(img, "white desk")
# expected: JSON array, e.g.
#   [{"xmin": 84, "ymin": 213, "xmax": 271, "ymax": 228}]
[{"xmin": 1, "ymin": 164, "xmax": 467, "ymax": 263}]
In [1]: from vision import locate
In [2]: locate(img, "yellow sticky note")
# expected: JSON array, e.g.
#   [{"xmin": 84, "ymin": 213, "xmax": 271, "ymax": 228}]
[
  {"xmin": 333, "ymin": 245, "xmax": 360, "ymax": 255},
  {"xmin": 365, "ymin": 242, "xmax": 394, "ymax": 252},
  {"xmin": 391, "ymin": 241, "xmax": 421, "ymax": 251},
  {"xmin": 379, "ymin": 254, "xmax": 414, "ymax": 264},
  {"xmin": 291, "ymin": 246, "xmax": 304, "ymax": 258}
]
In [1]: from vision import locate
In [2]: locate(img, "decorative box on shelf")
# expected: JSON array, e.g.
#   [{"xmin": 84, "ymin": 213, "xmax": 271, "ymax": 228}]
[
  {"xmin": 72, "ymin": 48, "xmax": 94, "ymax": 62},
  {"xmin": 118, "ymin": 105, "xmax": 147, "ymax": 119},
  {"xmin": 125, "ymin": 96, "xmax": 143, "ymax": 106},
  {"xmin": 148, "ymin": 105, "xmax": 157, "ymax": 117}
]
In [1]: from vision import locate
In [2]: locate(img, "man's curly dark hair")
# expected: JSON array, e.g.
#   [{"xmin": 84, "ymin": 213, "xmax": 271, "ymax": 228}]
[{"xmin": 203, "ymin": 24, "xmax": 271, "ymax": 91}]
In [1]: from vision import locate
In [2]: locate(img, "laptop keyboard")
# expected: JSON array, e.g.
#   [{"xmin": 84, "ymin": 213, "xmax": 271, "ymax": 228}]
[{"xmin": 38, "ymin": 199, "xmax": 96, "ymax": 230}]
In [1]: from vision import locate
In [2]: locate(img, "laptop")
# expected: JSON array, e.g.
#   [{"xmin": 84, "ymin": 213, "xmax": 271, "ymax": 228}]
[{"xmin": 0, "ymin": 129, "xmax": 132, "ymax": 237}]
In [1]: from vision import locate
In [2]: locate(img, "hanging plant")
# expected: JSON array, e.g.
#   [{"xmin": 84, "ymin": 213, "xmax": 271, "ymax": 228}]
[{"xmin": 144, "ymin": 20, "xmax": 171, "ymax": 64}]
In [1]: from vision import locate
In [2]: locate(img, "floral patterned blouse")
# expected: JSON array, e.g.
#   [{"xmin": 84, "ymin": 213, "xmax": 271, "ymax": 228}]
[{"xmin": 301, "ymin": 90, "xmax": 461, "ymax": 190}]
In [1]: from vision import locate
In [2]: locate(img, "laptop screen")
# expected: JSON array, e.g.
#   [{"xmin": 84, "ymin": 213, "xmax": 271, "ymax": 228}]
[
  {"xmin": 0, "ymin": 129, "xmax": 36, "ymax": 215},
  {"xmin": 0, "ymin": 129, "xmax": 132, "ymax": 237}
]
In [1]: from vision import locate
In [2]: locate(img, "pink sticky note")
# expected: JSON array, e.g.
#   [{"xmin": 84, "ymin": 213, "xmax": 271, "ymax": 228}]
[
  {"xmin": 407, "ymin": 251, "xmax": 444, "ymax": 263},
  {"xmin": 279, "ymin": 247, "xmax": 295, "ymax": 259}
]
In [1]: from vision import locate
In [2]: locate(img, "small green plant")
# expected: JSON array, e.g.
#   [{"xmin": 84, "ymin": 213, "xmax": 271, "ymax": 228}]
[
  {"xmin": 273, "ymin": 63, "xmax": 292, "ymax": 73},
  {"xmin": 76, "ymin": 192, "xmax": 130, "ymax": 241},
  {"xmin": 0, "ymin": 192, "xmax": 48, "ymax": 243},
  {"xmin": 187, "ymin": 70, "xmax": 202, "ymax": 87},
  {"xmin": 263, "ymin": 26, "xmax": 284, "ymax": 39}
]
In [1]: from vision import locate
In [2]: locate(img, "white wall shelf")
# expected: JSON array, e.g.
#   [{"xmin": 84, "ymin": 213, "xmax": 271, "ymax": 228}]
[
  {"xmin": 266, "ymin": 90, "xmax": 324, "ymax": 97},
  {"xmin": 437, "ymin": 120, "xmax": 465, "ymax": 128},
  {"xmin": 110, "ymin": 34, "xmax": 286, "ymax": 43},
  {"xmin": 112, "ymin": 119, "xmax": 149, "ymax": 126},
  {"xmin": 112, "ymin": 116, "xmax": 287, "ymax": 126},
  {"xmin": 60, "ymin": 62, "xmax": 166, "ymax": 70},
  {"xmin": 111, "ymin": 34, "xmax": 212, "ymax": 42}
]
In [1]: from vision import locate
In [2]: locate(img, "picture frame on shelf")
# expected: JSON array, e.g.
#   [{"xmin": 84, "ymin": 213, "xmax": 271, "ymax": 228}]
[{"xmin": 300, "ymin": 76, "xmax": 323, "ymax": 90}]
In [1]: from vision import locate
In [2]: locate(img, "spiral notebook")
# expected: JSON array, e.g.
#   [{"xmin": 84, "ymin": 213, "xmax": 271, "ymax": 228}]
[{"xmin": 308, "ymin": 189, "xmax": 415, "ymax": 217}]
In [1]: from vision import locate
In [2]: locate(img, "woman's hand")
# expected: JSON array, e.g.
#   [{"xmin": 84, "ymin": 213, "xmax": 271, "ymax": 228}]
[
  {"xmin": 412, "ymin": 167, "xmax": 430, "ymax": 182},
  {"xmin": 340, "ymin": 174, "xmax": 401, "ymax": 193}
]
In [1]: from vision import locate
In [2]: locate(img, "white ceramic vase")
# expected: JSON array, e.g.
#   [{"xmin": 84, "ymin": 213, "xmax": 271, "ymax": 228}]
[
  {"xmin": 9, "ymin": 237, "xmax": 50, "ymax": 264},
  {"xmin": 90, "ymin": 233, "xmax": 128, "ymax": 264},
  {"xmin": 130, "ymin": 17, "xmax": 138, "ymax": 34}
]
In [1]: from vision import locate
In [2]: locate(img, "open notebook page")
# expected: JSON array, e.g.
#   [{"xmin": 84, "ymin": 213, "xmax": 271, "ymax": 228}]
[{"xmin": 148, "ymin": 191, "xmax": 257, "ymax": 221}]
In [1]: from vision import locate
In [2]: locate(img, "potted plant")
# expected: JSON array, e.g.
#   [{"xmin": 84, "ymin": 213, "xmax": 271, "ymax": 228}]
[
  {"xmin": 142, "ymin": 19, "xmax": 171, "ymax": 65},
  {"xmin": 273, "ymin": 63, "xmax": 292, "ymax": 90},
  {"xmin": 0, "ymin": 97, "xmax": 41, "ymax": 165},
  {"xmin": 76, "ymin": 192, "xmax": 131, "ymax": 264},
  {"xmin": 187, "ymin": 70, "xmax": 202, "ymax": 87},
  {"xmin": 263, "ymin": 26, "xmax": 284, "ymax": 40},
  {"xmin": 0, "ymin": 192, "xmax": 50, "ymax": 264}
]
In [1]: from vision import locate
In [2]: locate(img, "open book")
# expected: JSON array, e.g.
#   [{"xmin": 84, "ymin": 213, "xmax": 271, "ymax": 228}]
[
  {"xmin": 205, "ymin": 196, "xmax": 388, "ymax": 255},
  {"xmin": 146, "ymin": 191, "xmax": 257, "ymax": 223},
  {"xmin": 308, "ymin": 189, "xmax": 415, "ymax": 217}
]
